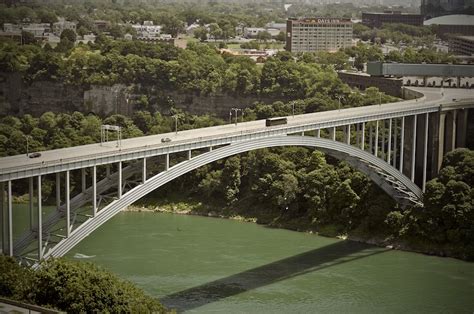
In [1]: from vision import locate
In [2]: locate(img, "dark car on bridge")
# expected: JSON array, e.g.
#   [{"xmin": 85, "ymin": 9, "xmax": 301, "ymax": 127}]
[{"xmin": 29, "ymin": 152, "xmax": 41, "ymax": 158}]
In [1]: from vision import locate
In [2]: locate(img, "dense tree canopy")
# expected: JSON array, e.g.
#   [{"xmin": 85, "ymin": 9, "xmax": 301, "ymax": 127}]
[{"xmin": 0, "ymin": 256, "xmax": 165, "ymax": 312}]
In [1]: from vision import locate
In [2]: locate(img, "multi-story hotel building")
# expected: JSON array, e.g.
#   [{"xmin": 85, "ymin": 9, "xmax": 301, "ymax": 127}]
[{"xmin": 286, "ymin": 18, "xmax": 353, "ymax": 53}]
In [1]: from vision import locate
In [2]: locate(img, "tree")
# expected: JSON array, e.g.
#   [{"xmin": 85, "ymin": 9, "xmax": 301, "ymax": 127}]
[
  {"xmin": 21, "ymin": 31, "xmax": 36, "ymax": 45},
  {"xmin": 256, "ymin": 30, "xmax": 271, "ymax": 42},
  {"xmin": 209, "ymin": 23, "xmax": 222, "ymax": 41},
  {"xmin": 193, "ymin": 26, "xmax": 208, "ymax": 42},
  {"xmin": 276, "ymin": 31, "xmax": 286, "ymax": 42},
  {"xmin": 161, "ymin": 15, "xmax": 185, "ymax": 38},
  {"xmin": 60, "ymin": 29, "xmax": 77, "ymax": 43}
]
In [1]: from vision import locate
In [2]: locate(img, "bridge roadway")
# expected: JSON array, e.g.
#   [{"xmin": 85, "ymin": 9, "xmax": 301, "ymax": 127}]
[{"xmin": 0, "ymin": 87, "xmax": 473, "ymax": 182}]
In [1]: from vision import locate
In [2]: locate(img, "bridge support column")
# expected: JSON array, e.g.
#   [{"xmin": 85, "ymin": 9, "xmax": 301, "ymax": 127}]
[
  {"xmin": 37, "ymin": 175, "xmax": 42, "ymax": 260},
  {"xmin": 374, "ymin": 121, "xmax": 379, "ymax": 157},
  {"xmin": 316, "ymin": 129, "xmax": 320, "ymax": 138},
  {"xmin": 411, "ymin": 115, "xmax": 417, "ymax": 182},
  {"xmin": 142, "ymin": 158, "xmax": 147, "ymax": 183},
  {"xmin": 118, "ymin": 161, "xmax": 122, "ymax": 198},
  {"xmin": 330, "ymin": 127, "xmax": 336, "ymax": 141},
  {"xmin": 361, "ymin": 123, "xmax": 365, "ymax": 150},
  {"xmin": 393, "ymin": 118, "xmax": 398, "ymax": 168},
  {"xmin": 345, "ymin": 125, "xmax": 350, "ymax": 145},
  {"xmin": 0, "ymin": 181, "xmax": 4, "ymax": 254},
  {"xmin": 66, "ymin": 170, "xmax": 70, "ymax": 237},
  {"xmin": 29, "ymin": 177, "xmax": 33, "ymax": 231},
  {"xmin": 387, "ymin": 118, "xmax": 392, "ymax": 164},
  {"xmin": 165, "ymin": 154, "xmax": 170, "ymax": 170},
  {"xmin": 456, "ymin": 109, "xmax": 468, "ymax": 148},
  {"xmin": 437, "ymin": 112, "xmax": 446, "ymax": 171},
  {"xmin": 106, "ymin": 165, "xmax": 111, "ymax": 177},
  {"xmin": 422, "ymin": 113, "xmax": 429, "ymax": 192},
  {"xmin": 81, "ymin": 168, "xmax": 86, "ymax": 193},
  {"xmin": 369, "ymin": 125, "xmax": 373, "ymax": 153},
  {"xmin": 7, "ymin": 181, "xmax": 12, "ymax": 256},
  {"xmin": 400, "ymin": 116, "xmax": 405, "ymax": 173},
  {"xmin": 445, "ymin": 110, "xmax": 457, "ymax": 153},
  {"xmin": 356, "ymin": 124, "xmax": 360, "ymax": 147},
  {"xmin": 56, "ymin": 173, "xmax": 60, "ymax": 211},
  {"xmin": 209, "ymin": 146, "xmax": 213, "ymax": 152},
  {"xmin": 301, "ymin": 131, "xmax": 305, "ymax": 136},
  {"xmin": 188, "ymin": 150, "xmax": 192, "ymax": 160},
  {"xmin": 382, "ymin": 120, "xmax": 386, "ymax": 159},
  {"xmin": 92, "ymin": 166, "xmax": 97, "ymax": 217}
]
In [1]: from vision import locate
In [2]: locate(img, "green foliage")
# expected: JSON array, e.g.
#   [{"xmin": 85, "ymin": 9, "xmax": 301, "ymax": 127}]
[
  {"xmin": 0, "ymin": 257, "xmax": 165, "ymax": 312},
  {"xmin": 383, "ymin": 149, "xmax": 474, "ymax": 260},
  {"xmin": 0, "ymin": 256, "xmax": 33, "ymax": 300}
]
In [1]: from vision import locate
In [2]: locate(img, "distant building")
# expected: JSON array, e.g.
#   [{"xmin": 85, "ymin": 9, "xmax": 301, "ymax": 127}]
[
  {"xmin": 362, "ymin": 11, "xmax": 424, "ymax": 28},
  {"xmin": 53, "ymin": 18, "xmax": 76, "ymax": 36},
  {"xmin": 265, "ymin": 22, "xmax": 286, "ymax": 32},
  {"xmin": 94, "ymin": 20, "xmax": 110, "ymax": 31},
  {"xmin": 244, "ymin": 27, "xmax": 267, "ymax": 38},
  {"xmin": 338, "ymin": 71, "xmax": 403, "ymax": 97},
  {"xmin": 22, "ymin": 23, "xmax": 51, "ymax": 37},
  {"xmin": 421, "ymin": 0, "xmax": 470, "ymax": 19},
  {"xmin": 449, "ymin": 35, "xmax": 474, "ymax": 55},
  {"xmin": 286, "ymin": 18, "xmax": 353, "ymax": 53},
  {"xmin": 131, "ymin": 21, "xmax": 162, "ymax": 38},
  {"xmin": 136, "ymin": 34, "xmax": 174, "ymax": 44},
  {"xmin": 76, "ymin": 33, "xmax": 96, "ymax": 44},
  {"xmin": 424, "ymin": 14, "xmax": 474, "ymax": 37}
]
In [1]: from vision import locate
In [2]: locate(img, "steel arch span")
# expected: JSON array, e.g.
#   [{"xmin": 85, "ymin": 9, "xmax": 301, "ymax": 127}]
[{"xmin": 42, "ymin": 136, "xmax": 422, "ymax": 261}]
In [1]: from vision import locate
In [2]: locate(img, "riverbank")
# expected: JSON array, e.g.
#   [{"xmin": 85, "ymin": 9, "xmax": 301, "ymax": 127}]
[{"xmin": 125, "ymin": 199, "xmax": 470, "ymax": 261}]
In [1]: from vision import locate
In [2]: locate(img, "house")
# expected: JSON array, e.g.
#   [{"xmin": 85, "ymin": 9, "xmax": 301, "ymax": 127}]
[{"xmin": 53, "ymin": 18, "xmax": 77, "ymax": 36}]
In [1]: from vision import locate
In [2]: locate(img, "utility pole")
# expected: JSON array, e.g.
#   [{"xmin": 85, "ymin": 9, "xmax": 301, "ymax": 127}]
[
  {"xmin": 23, "ymin": 135, "xmax": 30, "ymax": 157},
  {"xmin": 173, "ymin": 115, "xmax": 178, "ymax": 134},
  {"xmin": 337, "ymin": 95, "xmax": 343, "ymax": 111},
  {"xmin": 231, "ymin": 108, "xmax": 242, "ymax": 125},
  {"xmin": 291, "ymin": 102, "xmax": 295, "ymax": 117}
]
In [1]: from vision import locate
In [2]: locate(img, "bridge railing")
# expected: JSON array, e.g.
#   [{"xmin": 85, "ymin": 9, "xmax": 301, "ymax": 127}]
[{"xmin": 0, "ymin": 101, "xmax": 446, "ymax": 179}]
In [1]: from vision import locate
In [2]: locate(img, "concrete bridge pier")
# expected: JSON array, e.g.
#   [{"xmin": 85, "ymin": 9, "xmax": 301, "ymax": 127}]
[
  {"xmin": 402, "ymin": 115, "xmax": 416, "ymax": 179},
  {"xmin": 455, "ymin": 109, "xmax": 468, "ymax": 148},
  {"xmin": 1, "ymin": 181, "xmax": 5, "ymax": 254},
  {"xmin": 445, "ymin": 110, "xmax": 457, "ymax": 154}
]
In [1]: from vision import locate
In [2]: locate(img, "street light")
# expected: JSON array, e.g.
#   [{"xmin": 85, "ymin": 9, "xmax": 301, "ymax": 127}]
[
  {"xmin": 231, "ymin": 108, "xmax": 242, "ymax": 125},
  {"xmin": 337, "ymin": 95, "xmax": 343, "ymax": 111},
  {"xmin": 23, "ymin": 135, "xmax": 30, "ymax": 157},
  {"xmin": 173, "ymin": 115, "xmax": 178, "ymax": 134}
]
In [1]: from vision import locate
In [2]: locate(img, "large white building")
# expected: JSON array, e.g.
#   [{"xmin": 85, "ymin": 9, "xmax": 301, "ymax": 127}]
[{"xmin": 286, "ymin": 18, "xmax": 353, "ymax": 53}]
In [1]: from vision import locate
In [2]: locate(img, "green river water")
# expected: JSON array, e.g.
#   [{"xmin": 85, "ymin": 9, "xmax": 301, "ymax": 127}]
[{"xmin": 10, "ymin": 206, "xmax": 474, "ymax": 313}]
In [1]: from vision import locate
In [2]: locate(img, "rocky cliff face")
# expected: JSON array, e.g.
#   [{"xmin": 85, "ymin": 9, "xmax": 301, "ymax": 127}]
[{"xmin": 0, "ymin": 73, "xmax": 272, "ymax": 118}]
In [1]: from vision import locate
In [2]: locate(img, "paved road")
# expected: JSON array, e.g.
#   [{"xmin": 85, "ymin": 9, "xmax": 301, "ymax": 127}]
[{"xmin": 0, "ymin": 87, "xmax": 473, "ymax": 173}]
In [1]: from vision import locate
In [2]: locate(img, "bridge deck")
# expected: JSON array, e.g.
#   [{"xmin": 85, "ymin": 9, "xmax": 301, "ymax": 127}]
[{"xmin": 0, "ymin": 87, "xmax": 473, "ymax": 182}]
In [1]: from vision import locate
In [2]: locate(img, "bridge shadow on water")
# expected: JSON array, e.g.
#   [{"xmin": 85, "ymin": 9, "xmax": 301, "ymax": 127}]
[{"xmin": 160, "ymin": 240, "xmax": 388, "ymax": 312}]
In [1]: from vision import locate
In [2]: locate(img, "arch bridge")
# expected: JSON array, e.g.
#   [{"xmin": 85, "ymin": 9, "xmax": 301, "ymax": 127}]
[{"xmin": 0, "ymin": 87, "xmax": 472, "ymax": 265}]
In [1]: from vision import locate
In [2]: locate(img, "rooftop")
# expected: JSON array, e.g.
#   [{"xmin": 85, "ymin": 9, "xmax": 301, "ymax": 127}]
[
  {"xmin": 424, "ymin": 14, "xmax": 474, "ymax": 26},
  {"xmin": 453, "ymin": 35, "xmax": 474, "ymax": 41}
]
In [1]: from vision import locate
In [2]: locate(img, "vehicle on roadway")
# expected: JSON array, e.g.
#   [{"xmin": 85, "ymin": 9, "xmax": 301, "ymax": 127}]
[
  {"xmin": 266, "ymin": 117, "xmax": 288, "ymax": 127},
  {"xmin": 28, "ymin": 152, "xmax": 41, "ymax": 158},
  {"xmin": 161, "ymin": 137, "xmax": 172, "ymax": 143}
]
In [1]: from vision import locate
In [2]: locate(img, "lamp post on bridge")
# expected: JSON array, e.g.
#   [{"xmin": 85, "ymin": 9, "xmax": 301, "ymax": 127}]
[
  {"xmin": 173, "ymin": 115, "xmax": 179, "ymax": 134},
  {"xmin": 23, "ymin": 135, "xmax": 30, "ymax": 157},
  {"xmin": 337, "ymin": 95, "xmax": 343, "ymax": 111},
  {"xmin": 231, "ymin": 108, "xmax": 242, "ymax": 125}
]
